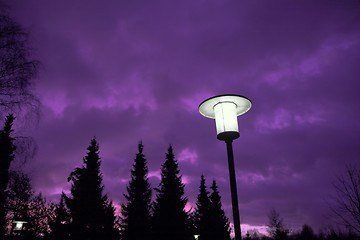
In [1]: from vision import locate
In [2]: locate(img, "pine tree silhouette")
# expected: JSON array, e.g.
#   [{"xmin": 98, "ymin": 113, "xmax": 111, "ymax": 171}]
[
  {"xmin": 208, "ymin": 180, "xmax": 231, "ymax": 240},
  {"xmin": 193, "ymin": 175, "xmax": 211, "ymax": 240},
  {"xmin": 50, "ymin": 193, "xmax": 70, "ymax": 240},
  {"xmin": 65, "ymin": 138, "xmax": 117, "ymax": 240},
  {"xmin": 152, "ymin": 145, "xmax": 192, "ymax": 240},
  {"xmin": 0, "ymin": 114, "xmax": 16, "ymax": 238},
  {"xmin": 121, "ymin": 142, "xmax": 152, "ymax": 240}
]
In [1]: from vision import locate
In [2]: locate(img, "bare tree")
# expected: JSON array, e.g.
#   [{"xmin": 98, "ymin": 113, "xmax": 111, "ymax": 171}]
[
  {"xmin": 0, "ymin": 4, "xmax": 39, "ymax": 169},
  {"xmin": 0, "ymin": 5, "xmax": 39, "ymax": 121},
  {"xmin": 331, "ymin": 165, "xmax": 360, "ymax": 234}
]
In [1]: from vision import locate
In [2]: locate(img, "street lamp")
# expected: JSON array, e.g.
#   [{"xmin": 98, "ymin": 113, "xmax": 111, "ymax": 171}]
[
  {"xmin": 12, "ymin": 220, "xmax": 27, "ymax": 236},
  {"xmin": 199, "ymin": 94, "xmax": 252, "ymax": 240}
]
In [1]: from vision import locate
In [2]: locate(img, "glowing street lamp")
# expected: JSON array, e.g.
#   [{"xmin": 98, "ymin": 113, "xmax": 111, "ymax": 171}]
[
  {"xmin": 199, "ymin": 94, "xmax": 252, "ymax": 240},
  {"xmin": 12, "ymin": 220, "xmax": 27, "ymax": 236},
  {"xmin": 13, "ymin": 220, "xmax": 27, "ymax": 231}
]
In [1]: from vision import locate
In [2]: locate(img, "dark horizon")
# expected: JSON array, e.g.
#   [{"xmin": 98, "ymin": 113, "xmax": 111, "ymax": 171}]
[{"xmin": 5, "ymin": 0, "xmax": 360, "ymax": 235}]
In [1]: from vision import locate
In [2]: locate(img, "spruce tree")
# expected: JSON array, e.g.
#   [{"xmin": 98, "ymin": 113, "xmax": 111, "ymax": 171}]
[
  {"xmin": 152, "ymin": 145, "xmax": 192, "ymax": 240},
  {"xmin": 121, "ymin": 142, "xmax": 152, "ymax": 240},
  {"xmin": 208, "ymin": 180, "xmax": 231, "ymax": 240},
  {"xmin": 193, "ymin": 175, "xmax": 211, "ymax": 240},
  {"xmin": 104, "ymin": 200, "xmax": 118, "ymax": 240},
  {"xmin": 0, "ymin": 114, "xmax": 16, "ymax": 238},
  {"xmin": 66, "ymin": 138, "xmax": 117, "ymax": 240},
  {"xmin": 50, "ymin": 193, "xmax": 70, "ymax": 240}
]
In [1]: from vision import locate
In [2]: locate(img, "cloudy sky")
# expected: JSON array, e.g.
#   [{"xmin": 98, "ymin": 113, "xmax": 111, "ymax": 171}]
[{"xmin": 6, "ymin": 0, "xmax": 360, "ymax": 235}]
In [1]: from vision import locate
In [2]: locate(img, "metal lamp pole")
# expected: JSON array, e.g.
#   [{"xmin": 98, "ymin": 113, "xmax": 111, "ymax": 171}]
[{"xmin": 226, "ymin": 139, "xmax": 241, "ymax": 240}]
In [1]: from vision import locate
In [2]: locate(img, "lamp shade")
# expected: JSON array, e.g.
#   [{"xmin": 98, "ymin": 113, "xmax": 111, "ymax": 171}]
[{"xmin": 199, "ymin": 94, "xmax": 252, "ymax": 141}]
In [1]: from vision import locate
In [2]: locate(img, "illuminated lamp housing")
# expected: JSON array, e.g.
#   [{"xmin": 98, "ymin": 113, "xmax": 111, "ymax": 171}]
[{"xmin": 199, "ymin": 94, "xmax": 252, "ymax": 141}]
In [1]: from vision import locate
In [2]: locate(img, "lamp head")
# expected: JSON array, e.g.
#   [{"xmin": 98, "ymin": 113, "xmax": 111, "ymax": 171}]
[
  {"xmin": 13, "ymin": 220, "xmax": 27, "ymax": 231},
  {"xmin": 199, "ymin": 94, "xmax": 252, "ymax": 141}
]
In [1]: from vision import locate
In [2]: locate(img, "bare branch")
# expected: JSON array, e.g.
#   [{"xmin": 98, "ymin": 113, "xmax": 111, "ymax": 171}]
[
  {"xmin": 0, "ymin": 9, "xmax": 39, "ymax": 122},
  {"xmin": 329, "ymin": 165, "xmax": 360, "ymax": 234}
]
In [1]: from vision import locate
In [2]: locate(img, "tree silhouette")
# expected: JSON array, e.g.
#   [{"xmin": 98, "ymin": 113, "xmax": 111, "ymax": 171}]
[
  {"xmin": 104, "ymin": 201, "xmax": 118, "ymax": 239},
  {"xmin": 65, "ymin": 138, "xmax": 118, "ymax": 240},
  {"xmin": 50, "ymin": 193, "xmax": 71, "ymax": 240},
  {"xmin": 152, "ymin": 145, "xmax": 192, "ymax": 240},
  {"xmin": 193, "ymin": 175, "xmax": 211, "ymax": 240},
  {"xmin": 330, "ymin": 165, "xmax": 360, "ymax": 234},
  {"xmin": 208, "ymin": 180, "xmax": 231, "ymax": 240},
  {"xmin": 267, "ymin": 208, "xmax": 289, "ymax": 240},
  {"xmin": 0, "ymin": 8, "xmax": 39, "ymax": 120},
  {"xmin": 297, "ymin": 224, "xmax": 316, "ymax": 240},
  {"xmin": 26, "ymin": 193, "xmax": 54, "ymax": 239},
  {"xmin": 6, "ymin": 170, "xmax": 56, "ymax": 239},
  {"xmin": 6, "ymin": 170, "xmax": 32, "ymax": 237},
  {"xmin": 0, "ymin": 114, "xmax": 16, "ymax": 238},
  {"xmin": 121, "ymin": 142, "xmax": 152, "ymax": 240}
]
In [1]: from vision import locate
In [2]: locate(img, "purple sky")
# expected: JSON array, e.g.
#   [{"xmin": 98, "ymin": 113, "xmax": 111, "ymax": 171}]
[{"xmin": 7, "ymin": 0, "xmax": 360, "ymax": 235}]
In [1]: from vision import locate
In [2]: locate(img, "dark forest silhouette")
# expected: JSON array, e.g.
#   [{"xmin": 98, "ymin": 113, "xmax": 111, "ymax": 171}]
[{"xmin": 1, "ymin": 120, "xmax": 360, "ymax": 240}]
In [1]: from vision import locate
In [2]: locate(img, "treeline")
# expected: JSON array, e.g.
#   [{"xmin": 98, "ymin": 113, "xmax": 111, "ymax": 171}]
[
  {"xmin": 1, "ymin": 115, "xmax": 232, "ymax": 240},
  {"xmin": 261, "ymin": 209, "xmax": 359, "ymax": 240},
  {"xmin": 1, "ymin": 116, "xmax": 359, "ymax": 240}
]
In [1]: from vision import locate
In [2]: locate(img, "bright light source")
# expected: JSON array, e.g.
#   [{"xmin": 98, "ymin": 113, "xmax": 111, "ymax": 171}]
[
  {"xmin": 199, "ymin": 94, "xmax": 252, "ymax": 141},
  {"xmin": 214, "ymin": 101, "xmax": 238, "ymax": 137},
  {"xmin": 13, "ymin": 220, "xmax": 27, "ymax": 231}
]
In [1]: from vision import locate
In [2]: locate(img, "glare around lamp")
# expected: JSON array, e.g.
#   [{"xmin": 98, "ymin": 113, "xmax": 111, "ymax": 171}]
[{"xmin": 199, "ymin": 94, "xmax": 252, "ymax": 141}]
